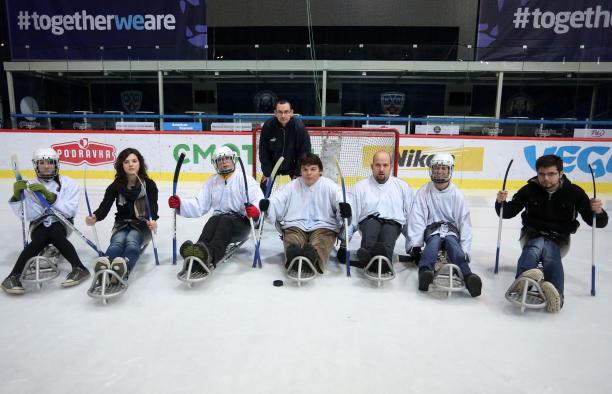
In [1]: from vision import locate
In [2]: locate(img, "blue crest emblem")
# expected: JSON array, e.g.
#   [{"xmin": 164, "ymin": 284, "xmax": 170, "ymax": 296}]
[
  {"xmin": 380, "ymin": 92, "xmax": 405, "ymax": 115},
  {"xmin": 254, "ymin": 90, "xmax": 278, "ymax": 113},
  {"xmin": 121, "ymin": 90, "xmax": 143, "ymax": 114}
]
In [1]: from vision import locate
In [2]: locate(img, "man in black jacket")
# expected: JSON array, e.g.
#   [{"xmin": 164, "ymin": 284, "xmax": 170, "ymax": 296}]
[
  {"xmin": 496, "ymin": 154, "xmax": 607, "ymax": 312},
  {"xmin": 258, "ymin": 100, "xmax": 311, "ymax": 192}
]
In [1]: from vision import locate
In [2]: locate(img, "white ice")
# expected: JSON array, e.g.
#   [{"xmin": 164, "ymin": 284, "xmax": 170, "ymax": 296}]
[{"xmin": 0, "ymin": 178, "xmax": 611, "ymax": 394}]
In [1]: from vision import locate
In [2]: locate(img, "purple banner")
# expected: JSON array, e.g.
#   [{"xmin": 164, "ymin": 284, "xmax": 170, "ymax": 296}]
[
  {"xmin": 477, "ymin": 0, "xmax": 612, "ymax": 61},
  {"xmin": 6, "ymin": 0, "xmax": 207, "ymax": 60}
]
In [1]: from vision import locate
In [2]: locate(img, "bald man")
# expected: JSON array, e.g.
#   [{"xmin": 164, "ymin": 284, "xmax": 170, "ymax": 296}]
[{"xmin": 340, "ymin": 151, "xmax": 413, "ymax": 271}]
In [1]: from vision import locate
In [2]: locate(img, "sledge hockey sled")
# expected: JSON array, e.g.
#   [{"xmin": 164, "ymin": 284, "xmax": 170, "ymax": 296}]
[
  {"xmin": 178, "ymin": 239, "xmax": 247, "ymax": 288},
  {"xmin": 87, "ymin": 240, "xmax": 150, "ymax": 304},
  {"xmin": 505, "ymin": 276, "xmax": 547, "ymax": 312},
  {"xmin": 20, "ymin": 245, "xmax": 61, "ymax": 289},
  {"xmin": 286, "ymin": 256, "xmax": 318, "ymax": 286},
  {"xmin": 432, "ymin": 250, "xmax": 467, "ymax": 297},
  {"xmin": 363, "ymin": 255, "xmax": 395, "ymax": 287},
  {"xmin": 87, "ymin": 269, "xmax": 128, "ymax": 305}
]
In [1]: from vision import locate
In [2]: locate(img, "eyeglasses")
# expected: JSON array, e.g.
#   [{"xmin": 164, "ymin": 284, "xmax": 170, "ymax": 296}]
[
  {"xmin": 537, "ymin": 171, "xmax": 559, "ymax": 178},
  {"xmin": 275, "ymin": 110, "xmax": 292, "ymax": 115}
]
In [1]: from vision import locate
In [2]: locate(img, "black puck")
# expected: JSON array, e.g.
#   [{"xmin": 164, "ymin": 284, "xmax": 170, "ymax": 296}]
[{"xmin": 273, "ymin": 280, "xmax": 284, "ymax": 287}]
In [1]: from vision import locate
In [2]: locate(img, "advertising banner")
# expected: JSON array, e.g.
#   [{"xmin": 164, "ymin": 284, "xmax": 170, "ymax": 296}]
[
  {"xmin": 0, "ymin": 131, "xmax": 610, "ymax": 191},
  {"xmin": 477, "ymin": 0, "xmax": 612, "ymax": 61},
  {"xmin": 6, "ymin": 0, "xmax": 207, "ymax": 60},
  {"xmin": 574, "ymin": 128, "xmax": 612, "ymax": 138}
]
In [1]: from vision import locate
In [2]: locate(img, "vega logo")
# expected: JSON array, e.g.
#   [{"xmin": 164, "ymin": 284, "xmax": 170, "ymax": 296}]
[{"xmin": 524, "ymin": 145, "xmax": 612, "ymax": 178}]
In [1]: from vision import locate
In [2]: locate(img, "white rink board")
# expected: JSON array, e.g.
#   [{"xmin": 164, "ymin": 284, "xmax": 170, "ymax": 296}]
[{"xmin": 1, "ymin": 130, "xmax": 611, "ymax": 188}]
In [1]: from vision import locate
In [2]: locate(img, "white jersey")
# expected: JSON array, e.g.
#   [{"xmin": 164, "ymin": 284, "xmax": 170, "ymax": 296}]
[
  {"xmin": 407, "ymin": 181, "xmax": 472, "ymax": 254},
  {"xmin": 10, "ymin": 175, "xmax": 79, "ymax": 227},
  {"xmin": 178, "ymin": 172, "xmax": 263, "ymax": 218},
  {"xmin": 267, "ymin": 176, "xmax": 343, "ymax": 232},
  {"xmin": 348, "ymin": 175, "xmax": 413, "ymax": 239}
]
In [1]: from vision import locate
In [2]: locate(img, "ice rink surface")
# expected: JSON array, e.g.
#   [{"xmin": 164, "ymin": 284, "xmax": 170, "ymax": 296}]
[{"xmin": 0, "ymin": 178, "xmax": 611, "ymax": 394}]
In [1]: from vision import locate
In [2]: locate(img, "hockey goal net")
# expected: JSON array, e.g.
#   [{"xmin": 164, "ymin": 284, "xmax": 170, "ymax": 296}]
[{"xmin": 252, "ymin": 127, "xmax": 400, "ymax": 188}]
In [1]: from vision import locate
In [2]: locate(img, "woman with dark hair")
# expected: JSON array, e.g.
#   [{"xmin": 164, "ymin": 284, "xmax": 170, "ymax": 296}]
[{"xmin": 85, "ymin": 148, "xmax": 158, "ymax": 281}]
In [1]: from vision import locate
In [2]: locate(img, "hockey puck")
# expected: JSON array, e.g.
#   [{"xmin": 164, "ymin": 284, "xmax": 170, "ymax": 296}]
[{"xmin": 273, "ymin": 280, "xmax": 284, "ymax": 287}]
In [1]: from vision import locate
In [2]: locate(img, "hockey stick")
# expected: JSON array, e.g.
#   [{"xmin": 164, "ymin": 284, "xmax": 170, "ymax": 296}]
[
  {"xmin": 83, "ymin": 167, "xmax": 101, "ymax": 251},
  {"xmin": 252, "ymin": 156, "xmax": 285, "ymax": 268},
  {"xmin": 588, "ymin": 163, "xmax": 597, "ymax": 296},
  {"xmin": 236, "ymin": 157, "xmax": 258, "ymax": 248},
  {"xmin": 26, "ymin": 188, "xmax": 104, "ymax": 256},
  {"xmin": 172, "ymin": 153, "xmax": 186, "ymax": 265},
  {"xmin": 10, "ymin": 154, "xmax": 28, "ymax": 247},
  {"xmin": 334, "ymin": 157, "xmax": 351, "ymax": 277},
  {"xmin": 136, "ymin": 175, "xmax": 160, "ymax": 265},
  {"xmin": 494, "ymin": 159, "xmax": 513, "ymax": 274}
]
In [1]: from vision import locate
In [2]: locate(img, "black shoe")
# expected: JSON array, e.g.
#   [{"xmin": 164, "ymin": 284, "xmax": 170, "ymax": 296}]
[
  {"xmin": 357, "ymin": 247, "xmax": 372, "ymax": 265},
  {"xmin": 179, "ymin": 240, "xmax": 195, "ymax": 258},
  {"xmin": 285, "ymin": 243, "xmax": 302, "ymax": 268},
  {"xmin": 301, "ymin": 244, "xmax": 322, "ymax": 274},
  {"xmin": 193, "ymin": 242, "xmax": 211, "ymax": 265},
  {"xmin": 62, "ymin": 266, "xmax": 91, "ymax": 288},
  {"xmin": 2, "ymin": 275, "xmax": 25, "ymax": 294},
  {"xmin": 418, "ymin": 268, "xmax": 434, "ymax": 292},
  {"xmin": 464, "ymin": 273, "xmax": 482, "ymax": 297}
]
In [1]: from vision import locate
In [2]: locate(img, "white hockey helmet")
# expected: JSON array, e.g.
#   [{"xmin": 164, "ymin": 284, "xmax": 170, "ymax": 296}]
[
  {"xmin": 211, "ymin": 146, "xmax": 236, "ymax": 175},
  {"xmin": 429, "ymin": 153, "xmax": 454, "ymax": 183},
  {"xmin": 32, "ymin": 148, "xmax": 60, "ymax": 180}
]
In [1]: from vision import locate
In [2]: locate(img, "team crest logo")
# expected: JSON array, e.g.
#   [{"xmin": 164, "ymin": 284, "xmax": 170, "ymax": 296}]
[
  {"xmin": 505, "ymin": 93, "xmax": 534, "ymax": 117},
  {"xmin": 380, "ymin": 92, "xmax": 405, "ymax": 115},
  {"xmin": 121, "ymin": 90, "xmax": 143, "ymax": 114},
  {"xmin": 254, "ymin": 90, "xmax": 278, "ymax": 113},
  {"xmin": 51, "ymin": 138, "xmax": 116, "ymax": 166}
]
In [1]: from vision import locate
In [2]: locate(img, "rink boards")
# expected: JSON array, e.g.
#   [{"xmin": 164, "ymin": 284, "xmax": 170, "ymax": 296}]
[{"xmin": 1, "ymin": 129, "xmax": 611, "ymax": 191}]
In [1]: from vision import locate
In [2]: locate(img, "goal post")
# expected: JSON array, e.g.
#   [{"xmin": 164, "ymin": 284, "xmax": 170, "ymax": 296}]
[{"xmin": 253, "ymin": 127, "xmax": 400, "ymax": 188}]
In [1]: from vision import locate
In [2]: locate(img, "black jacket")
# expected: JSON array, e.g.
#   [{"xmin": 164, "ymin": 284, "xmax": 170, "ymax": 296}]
[
  {"xmin": 259, "ymin": 116, "xmax": 311, "ymax": 178},
  {"xmin": 94, "ymin": 178, "xmax": 159, "ymax": 234},
  {"xmin": 495, "ymin": 175, "xmax": 608, "ymax": 241}
]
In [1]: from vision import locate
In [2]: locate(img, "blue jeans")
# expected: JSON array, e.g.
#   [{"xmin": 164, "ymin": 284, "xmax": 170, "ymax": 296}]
[
  {"xmin": 516, "ymin": 236, "xmax": 564, "ymax": 295},
  {"xmin": 105, "ymin": 228, "xmax": 144, "ymax": 272},
  {"xmin": 419, "ymin": 234, "xmax": 471, "ymax": 276}
]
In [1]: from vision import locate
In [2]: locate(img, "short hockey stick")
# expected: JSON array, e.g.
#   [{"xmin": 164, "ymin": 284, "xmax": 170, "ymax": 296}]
[
  {"xmin": 588, "ymin": 163, "xmax": 597, "ymax": 296},
  {"xmin": 172, "ymin": 153, "xmax": 186, "ymax": 265},
  {"xmin": 27, "ymin": 188, "xmax": 104, "ymax": 256},
  {"xmin": 252, "ymin": 156, "xmax": 284, "ymax": 268},
  {"xmin": 494, "ymin": 159, "xmax": 513, "ymax": 274},
  {"xmin": 136, "ymin": 175, "xmax": 160, "ymax": 265},
  {"xmin": 10, "ymin": 154, "xmax": 28, "ymax": 247},
  {"xmin": 236, "ymin": 156, "xmax": 258, "ymax": 250},
  {"xmin": 335, "ymin": 157, "xmax": 351, "ymax": 277},
  {"xmin": 83, "ymin": 167, "xmax": 101, "ymax": 251}
]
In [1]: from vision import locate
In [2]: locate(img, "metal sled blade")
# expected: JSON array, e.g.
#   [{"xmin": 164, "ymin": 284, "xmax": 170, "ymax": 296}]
[
  {"xmin": 505, "ymin": 277, "xmax": 548, "ymax": 312},
  {"xmin": 363, "ymin": 255, "xmax": 395, "ymax": 287},
  {"xmin": 87, "ymin": 269, "xmax": 128, "ymax": 304},
  {"xmin": 286, "ymin": 256, "xmax": 318, "ymax": 286}
]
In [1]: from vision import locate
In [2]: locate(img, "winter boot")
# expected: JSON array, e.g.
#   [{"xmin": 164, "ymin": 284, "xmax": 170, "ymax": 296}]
[
  {"xmin": 284, "ymin": 243, "xmax": 302, "ymax": 269},
  {"xmin": 302, "ymin": 244, "xmax": 322, "ymax": 274},
  {"xmin": 179, "ymin": 240, "xmax": 195, "ymax": 258},
  {"xmin": 464, "ymin": 273, "xmax": 482, "ymax": 297},
  {"xmin": 418, "ymin": 267, "xmax": 434, "ymax": 292}
]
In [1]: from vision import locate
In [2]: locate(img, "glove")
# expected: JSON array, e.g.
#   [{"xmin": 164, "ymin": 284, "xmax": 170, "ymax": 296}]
[
  {"xmin": 168, "ymin": 195, "xmax": 181, "ymax": 209},
  {"xmin": 259, "ymin": 198, "xmax": 270, "ymax": 213},
  {"xmin": 337, "ymin": 246, "xmax": 347, "ymax": 263},
  {"xmin": 245, "ymin": 203, "xmax": 260, "ymax": 219},
  {"xmin": 406, "ymin": 246, "xmax": 422, "ymax": 264},
  {"xmin": 28, "ymin": 183, "xmax": 56, "ymax": 203},
  {"xmin": 339, "ymin": 202, "xmax": 352, "ymax": 219},
  {"xmin": 12, "ymin": 180, "xmax": 27, "ymax": 200}
]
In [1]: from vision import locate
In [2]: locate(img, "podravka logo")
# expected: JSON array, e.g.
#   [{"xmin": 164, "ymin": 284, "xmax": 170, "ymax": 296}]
[{"xmin": 51, "ymin": 138, "xmax": 116, "ymax": 166}]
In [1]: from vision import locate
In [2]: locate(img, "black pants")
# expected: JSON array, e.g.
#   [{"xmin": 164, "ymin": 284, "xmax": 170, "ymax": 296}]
[
  {"xmin": 10, "ymin": 222, "xmax": 84, "ymax": 276},
  {"xmin": 358, "ymin": 217, "xmax": 402, "ymax": 260},
  {"xmin": 198, "ymin": 214, "xmax": 251, "ymax": 264}
]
